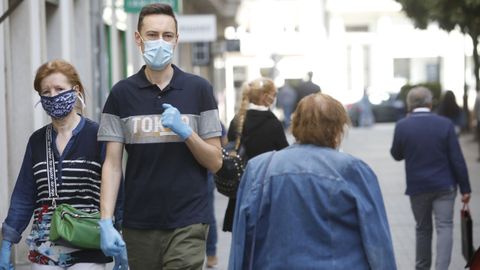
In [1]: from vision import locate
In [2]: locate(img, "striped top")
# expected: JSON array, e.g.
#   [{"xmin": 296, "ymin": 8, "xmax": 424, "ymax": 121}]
[{"xmin": 3, "ymin": 117, "xmax": 111, "ymax": 266}]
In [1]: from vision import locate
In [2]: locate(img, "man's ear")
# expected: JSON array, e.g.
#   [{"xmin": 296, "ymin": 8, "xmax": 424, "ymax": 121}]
[
  {"xmin": 172, "ymin": 34, "xmax": 179, "ymax": 49},
  {"xmin": 134, "ymin": 32, "xmax": 142, "ymax": 47}
]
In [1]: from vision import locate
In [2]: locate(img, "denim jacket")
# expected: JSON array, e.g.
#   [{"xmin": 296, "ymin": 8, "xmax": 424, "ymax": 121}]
[{"xmin": 229, "ymin": 144, "xmax": 396, "ymax": 270}]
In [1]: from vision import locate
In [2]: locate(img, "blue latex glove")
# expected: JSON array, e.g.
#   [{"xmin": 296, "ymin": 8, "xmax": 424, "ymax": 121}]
[
  {"xmin": 99, "ymin": 218, "xmax": 125, "ymax": 257},
  {"xmin": 161, "ymin": 103, "xmax": 193, "ymax": 140},
  {"xmin": 113, "ymin": 247, "xmax": 128, "ymax": 270},
  {"xmin": 0, "ymin": 240, "xmax": 14, "ymax": 270}
]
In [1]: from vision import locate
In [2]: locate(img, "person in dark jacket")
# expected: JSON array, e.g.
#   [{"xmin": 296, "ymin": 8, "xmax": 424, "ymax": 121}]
[
  {"xmin": 390, "ymin": 86, "xmax": 471, "ymax": 270},
  {"xmin": 296, "ymin": 71, "xmax": 321, "ymax": 104},
  {"xmin": 276, "ymin": 80, "xmax": 297, "ymax": 129},
  {"xmin": 436, "ymin": 90, "xmax": 464, "ymax": 135},
  {"xmin": 223, "ymin": 77, "xmax": 289, "ymax": 232}
]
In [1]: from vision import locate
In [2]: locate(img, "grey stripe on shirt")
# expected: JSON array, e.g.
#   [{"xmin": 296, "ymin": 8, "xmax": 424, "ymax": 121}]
[{"xmin": 98, "ymin": 109, "xmax": 222, "ymax": 144}]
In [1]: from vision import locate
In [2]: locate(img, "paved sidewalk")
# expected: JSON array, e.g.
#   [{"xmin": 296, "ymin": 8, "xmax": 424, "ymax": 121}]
[
  {"xmin": 340, "ymin": 123, "xmax": 479, "ymax": 270},
  {"xmin": 211, "ymin": 123, "xmax": 479, "ymax": 270}
]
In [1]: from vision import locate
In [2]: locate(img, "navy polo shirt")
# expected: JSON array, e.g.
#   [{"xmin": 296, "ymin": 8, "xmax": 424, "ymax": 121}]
[{"xmin": 98, "ymin": 64, "xmax": 222, "ymax": 229}]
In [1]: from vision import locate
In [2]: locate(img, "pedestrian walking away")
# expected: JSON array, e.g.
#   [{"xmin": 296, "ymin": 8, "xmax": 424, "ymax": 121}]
[
  {"xmin": 295, "ymin": 71, "xmax": 321, "ymax": 104},
  {"xmin": 206, "ymin": 173, "xmax": 219, "ymax": 269},
  {"xmin": 97, "ymin": 3, "xmax": 223, "ymax": 270},
  {"xmin": 357, "ymin": 89, "xmax": 375, "ymax": 127},
  {"xmin": 276, "ymin": 80, "xmax": 297, "ymax": 129},
  {"xmin": 222, "ymin": 77, "xmax": 289, "ymax": 233},
  {"xmin": 0, "ymin": 59, "xmax": 125, "ymax": 269},
  {"xmin": 206, "ymin": 122, "xmax": 229, "ymax": 269},
  {"xmin": 436, "ymin": 90, "xmax": 465, "ymax": 135},
  {"xmin": 229, "ymin": 93, "xmax": 396, "ymax": 270},
  {"xmin": 390, "ymin": 86, "xmax": 472, "ymax": 270}
]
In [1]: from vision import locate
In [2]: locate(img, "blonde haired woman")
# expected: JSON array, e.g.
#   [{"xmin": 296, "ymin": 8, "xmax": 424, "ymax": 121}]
[{"xmin": 222, "ymin": 77, "xmax": 289, "ymax": 232}]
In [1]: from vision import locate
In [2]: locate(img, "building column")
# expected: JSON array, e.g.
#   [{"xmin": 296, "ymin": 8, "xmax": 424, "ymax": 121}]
[
  {"xmin": 59, "ymin": 0, "xmax": 74, "ymax": 61},
  {"xmin": 109, "ymin": 0, "xmax": 122, "ymax": 86},
  {"xmin": 0, "ymin": 0, "xmax": 9, "ymax": 226},
  {"xmin": 5, "ymin": 0, "xmax": 45, "ymax": 265},
  {"xmin": 72, "ymin": 0, "xmax": 95, "ymax": 117},
  {"xmin": 371, "ymin": 15, "xmax": 394, "ymax": 93}
]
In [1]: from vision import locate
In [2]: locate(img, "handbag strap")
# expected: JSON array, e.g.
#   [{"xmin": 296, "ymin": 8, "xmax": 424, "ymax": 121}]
[
  {"xmin": 46, "ymin": 125, "xmax": 58, "ymax": 207},
  {"xmin": 248, "ymin": 151, "xmax": 276, "ymax": 270},
  {"xmin": 462, "ymin": 203, "xmax": 470, "ymax": 212}
]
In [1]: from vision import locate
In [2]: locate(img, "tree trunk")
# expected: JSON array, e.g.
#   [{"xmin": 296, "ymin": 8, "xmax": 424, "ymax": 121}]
[
  {"xmin": 473, "ymin": 34, "xmax": 480, "ymax": 92},
  {"xmin": 465, "ymin": 33, "xmax": 479, "ymax": 132},
  {"xmin": 462, "ymin": 34, "xmax": 478, "ymax": 131}
]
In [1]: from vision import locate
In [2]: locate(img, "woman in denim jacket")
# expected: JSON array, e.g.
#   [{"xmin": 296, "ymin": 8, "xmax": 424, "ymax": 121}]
[{"xmin": 229, "ymin": 93, "xmax": 397, "ymax": 270}]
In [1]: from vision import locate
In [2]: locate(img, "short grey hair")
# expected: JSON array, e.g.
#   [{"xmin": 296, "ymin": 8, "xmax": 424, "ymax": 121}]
[{"xmin": 407, "ymin": 86, "xmax": 432, "ymax": 111}]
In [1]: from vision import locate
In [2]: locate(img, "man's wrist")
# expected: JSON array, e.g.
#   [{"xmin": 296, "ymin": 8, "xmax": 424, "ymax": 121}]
[{"xmin": 180, "ymin": 127, "xmax": 193, "ymax": 140}]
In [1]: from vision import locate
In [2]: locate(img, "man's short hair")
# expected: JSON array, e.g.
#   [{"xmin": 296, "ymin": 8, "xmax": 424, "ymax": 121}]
[
  {"xmin": 291, "ymin": 93, "xmax": 348, "ymax": 148},
  {"xmin": 137, "ymin": 3, "xmax": 177, "ymax": 33},
  {"xmin": 407, "ymin": 86, "xmax": 432, "ymax": 111}
]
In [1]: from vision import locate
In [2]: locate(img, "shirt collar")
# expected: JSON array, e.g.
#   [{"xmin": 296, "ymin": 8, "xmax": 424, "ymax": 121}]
[
  {"xmin": 136, "ymin": 64, "xmax": 183, "ymax": 91},
  {"xmin": 72, "ymin": 115, "xmax": 86, "ymax": 136},
  {"xmin": 51, "ymin": 115, "xmax": 85, "ymax": 137},
  {"xmin": 412, "ymin": 107, "xmax": 431, "ymax": 113},
  {"xmin": 248, "ymin": 103, "xmax": 269, "ymax": 111}
]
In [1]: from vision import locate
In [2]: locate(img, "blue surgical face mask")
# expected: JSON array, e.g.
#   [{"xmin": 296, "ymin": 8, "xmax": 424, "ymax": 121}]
[
  {"xmin": 142, "ymin": 38, "xmax": 174, "ymax": 71},
  {"xmin": 40, "ymin": 89, "xmax": 77, "ymax": 119}
]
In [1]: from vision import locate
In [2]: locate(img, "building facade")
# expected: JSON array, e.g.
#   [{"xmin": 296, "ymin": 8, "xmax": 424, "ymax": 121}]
[
  {"xmin": 0, "ymin": 0, "xmax": 239, "ymax": 265},
  {"xmin": 221, "ymin": 0, "xmax": 473, "ymax": 115}
]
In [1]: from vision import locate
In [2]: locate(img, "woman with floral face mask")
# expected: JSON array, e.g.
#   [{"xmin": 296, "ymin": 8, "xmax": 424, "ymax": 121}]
[{"xmin": 0, "ymin": 60, "xmax": 125, "ymax": 270}]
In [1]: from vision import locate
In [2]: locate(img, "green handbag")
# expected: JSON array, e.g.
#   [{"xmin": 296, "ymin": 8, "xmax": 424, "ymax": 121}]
[
  {"xmin": 49, "ymin": 203, "xmax": 101, "ymax": 249},
  {"xmin": 44, "ymin": 125, "xmax": 101, "ymax": 249}
]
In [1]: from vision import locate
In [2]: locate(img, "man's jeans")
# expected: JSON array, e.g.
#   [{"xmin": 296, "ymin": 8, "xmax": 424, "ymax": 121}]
[
  {"xmin": 207, "ymin": 173, "xmax": 218, "ymax": 257},
  {"xmin": 410, "ymin": 188, "xmax": 456, "ymax": 270}
]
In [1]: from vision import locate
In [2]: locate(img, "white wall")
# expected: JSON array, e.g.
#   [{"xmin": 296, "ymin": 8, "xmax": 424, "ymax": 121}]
[{"xmin": 0, "ymin": 0, "xmax": 9, "ymax": 226}]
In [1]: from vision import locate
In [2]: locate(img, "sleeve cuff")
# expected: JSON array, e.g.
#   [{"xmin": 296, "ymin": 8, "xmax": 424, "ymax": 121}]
[
  {"xmin": 459, "ymin": 185, "xmax": 472, "ymax": 194},
  {"xmin": 97, "ymin": 135, "xmax": 125, "ymax": 143},
  {"xmin": 2, "ymin": 222, "xmax": 22, "ymax": 244}
]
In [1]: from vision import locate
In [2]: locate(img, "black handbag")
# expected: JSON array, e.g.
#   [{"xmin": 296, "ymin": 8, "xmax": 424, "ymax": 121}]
[
  {"xmin": 214, "ymin": 133, "xmax": 246, "ymax": 198},
  {"xmin": 466, "ymin": 246, "xmax": 480, "ymax": 269},
  {"xmin": 461, "ymin": 203, "xmax": 474, "ymax": 264}
]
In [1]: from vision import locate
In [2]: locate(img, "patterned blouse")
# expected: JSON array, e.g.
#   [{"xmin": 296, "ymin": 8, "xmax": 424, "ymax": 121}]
[{"xmin": 3, "ymin": 117, "xmax": 113, "ymax": 266}]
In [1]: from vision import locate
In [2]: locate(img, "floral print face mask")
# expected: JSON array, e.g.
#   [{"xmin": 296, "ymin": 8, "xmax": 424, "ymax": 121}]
[{"xmin": 40, "ymin": 89, "xmax": 77, "ymax": 119}]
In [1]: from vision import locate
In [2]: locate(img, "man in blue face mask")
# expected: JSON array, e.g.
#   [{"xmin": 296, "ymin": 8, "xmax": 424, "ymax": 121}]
[{"xmin": 97, "ymin": 3, "xmax": 223, "ymax": 270}]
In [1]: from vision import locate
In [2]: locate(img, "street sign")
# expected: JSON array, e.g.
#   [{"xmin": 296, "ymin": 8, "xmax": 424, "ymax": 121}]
[
  {"xmin": 177, "ymin": 15, "xmax": 217, "ymax": 43},
  {"xmin": 124, "ymin": 0, "xmax": 181, "ymax": 13}
]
